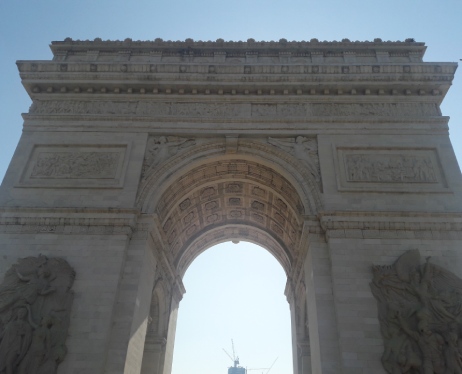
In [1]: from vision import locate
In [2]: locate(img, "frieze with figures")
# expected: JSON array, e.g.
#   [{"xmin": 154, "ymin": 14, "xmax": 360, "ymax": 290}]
[
  {"xmin": 31, "ymin": 151, "xmax": 120, "ymax": 179},
  {"xmin": 28, "ymin": 100, "xmax": 439, "ymax": 118},
  {"xmin": 345, "ymin": 154, "xmax": 438, "ymax": 183}
]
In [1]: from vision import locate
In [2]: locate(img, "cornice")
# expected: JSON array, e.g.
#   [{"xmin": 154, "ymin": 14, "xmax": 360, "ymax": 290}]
[
  {"xmin": 319, "ymin": 211, "xmax": 462, "ymax": 234},
  {"xmin": 18, "ymin": 62, "xmax": 454, "ymax": 75},
  {"xmin": 0, "ymin": 207, "xmax": 139, "ymax": 235},
  {"xmin": 49, "ymin": 38, "xmax": 427, "ymax": 59},
  {"xmin": 16, "ymin": 61, "xmax": 455, "ymax": 104}
]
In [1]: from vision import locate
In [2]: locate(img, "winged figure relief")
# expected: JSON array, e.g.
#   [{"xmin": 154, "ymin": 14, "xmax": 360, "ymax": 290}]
[
  {"xmin": 142, "ymin": 136, "xmax": 196, "ymax": 179},
  {"xmin": 0, "ymin": 255, "xmax": 75, "ymax": 374},
  {"xmin": 371, "ymin": 250, "xmax": 462, "ymax": 374},
  {"xmin": 267, "ymin": 136, "xmax": 320, "ymax": 183}
]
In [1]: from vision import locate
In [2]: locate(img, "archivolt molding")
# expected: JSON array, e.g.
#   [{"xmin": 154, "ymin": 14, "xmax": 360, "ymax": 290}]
[
  {"xmin": 175, "ymin": 224, "xmax": 292, "ymax": 278},
  {"xmin": 137, "ymin": 136, "xmax": 325, "ymax": 279},
  {"xmin": 137, "ymin": 139, "xmax": 225, "ymax": 211},
  {"xmin": 155, "ymin": 173, "xmax": 302, "ymax": 272},
  {"xmin": 137, "ymin": 137, "xmax": 322, "ymax": 216},
  {"xmin": 238, "ymin": 138, "xmax": 322, "ymax": 212}
]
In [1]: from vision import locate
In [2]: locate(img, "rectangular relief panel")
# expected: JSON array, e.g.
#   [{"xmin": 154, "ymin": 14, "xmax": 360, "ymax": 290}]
[
  {"xmin": 334, "ymin": 146, "xmax": 449, "ymax": 193},
  {"xmin": 17, "ymin": 144, "xmax": 130, "ymax": 188}
]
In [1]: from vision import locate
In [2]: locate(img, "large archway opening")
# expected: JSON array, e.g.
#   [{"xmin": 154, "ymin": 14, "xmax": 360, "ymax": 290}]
[
  {"xmin": 172, "ymin": 241, "xmax": 291, "ymax": 374},
  {"xmin": 139, "ymin": 147, "xmax": 320, "ymax": 374}
]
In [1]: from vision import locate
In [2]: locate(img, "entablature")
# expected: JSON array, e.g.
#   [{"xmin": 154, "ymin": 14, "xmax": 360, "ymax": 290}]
[{"xmin": 16, "ymin": 60, "xmax": 456, "ymax": 104}]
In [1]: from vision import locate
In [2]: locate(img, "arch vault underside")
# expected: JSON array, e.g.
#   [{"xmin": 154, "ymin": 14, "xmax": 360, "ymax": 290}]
[
  {"xmin": 0, "ymin": 38, "xmax": 461, "ymax": 374},
  {"xmin": 149, "ymin": 157, "xmax": 309, "ymax": 277}
]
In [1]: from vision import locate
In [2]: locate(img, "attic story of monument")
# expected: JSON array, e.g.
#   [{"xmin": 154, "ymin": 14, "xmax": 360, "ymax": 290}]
[{"xmin": 0, "ymin": 38, "xmax": 461, "ymax": 374}]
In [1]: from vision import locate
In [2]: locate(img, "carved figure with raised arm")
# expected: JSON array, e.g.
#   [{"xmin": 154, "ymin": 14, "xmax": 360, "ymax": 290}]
[
  {"xmin": 371, "ymin": 250, "xmax": 462, "ymax": 374},
  {"xmin": 267, "ymin": 136, "xmax": 320, "ymax": 182},
  {"xmin": 143, "ymin": 136, "xmax": 196, "ymax": 178}
]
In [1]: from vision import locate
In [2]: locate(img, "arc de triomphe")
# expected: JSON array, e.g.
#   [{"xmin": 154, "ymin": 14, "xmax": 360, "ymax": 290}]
[{"xmin": 0, "ymin": 38, "xmax": 461, "ymax": 374}]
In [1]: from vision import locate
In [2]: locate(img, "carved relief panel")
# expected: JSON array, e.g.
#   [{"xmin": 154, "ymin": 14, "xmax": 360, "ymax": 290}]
[
  {"xmin": 371, "ymin": 250, "xmax": 462, "ymax": 374},
  {"xmin": 0, "ymin": 255, "xmax": 75, "ymax": 374},
  {"xmin": 18, "ymin": 144, "xmax": 130, "ymax": 188},
  {"xmin": 267, "ymin": 136, "xmax": 321, "ymax": 188},
  {"xmin": 334, "ymin": 147, "xmax": 448, "ymax": 193},
  {"xmin": 141, "ymin": 136, "xmax": 195, "ymax": 179}
]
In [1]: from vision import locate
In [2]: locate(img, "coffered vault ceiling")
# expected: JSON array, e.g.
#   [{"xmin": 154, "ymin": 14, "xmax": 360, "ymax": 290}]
[{"xmin": 155, "ymin": 159, "xmax": 305, "ymax": 276}]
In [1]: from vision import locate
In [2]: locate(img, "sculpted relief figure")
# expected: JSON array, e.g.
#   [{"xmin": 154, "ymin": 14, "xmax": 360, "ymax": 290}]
[
  {"xmin": 0, "ymin": 255, "xmax": 75, "ymax": 374},
  {"xmin": 267, "ymin": 136, "xmax": 320, "ymax": 184},
  {"xmin": 346, "ymin": 154, "xmax": 437, "ymax": 183},
  {"xmin": 371, "ymin": 250, "xmax": 462, "ymax": 373},
  {"xmin": 142, "ymin": 136, "xmax": 196, "ymax": 179}
]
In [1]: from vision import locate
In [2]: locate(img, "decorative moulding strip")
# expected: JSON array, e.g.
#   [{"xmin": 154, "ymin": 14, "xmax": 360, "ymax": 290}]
[
  {"xmin": 18, "ymin": 62, "xmax": 455, "ymax": 75},
  {"xmin": 0, "ymin": 207, "xmax": 140, "ymax": 235},
  {"xmin": 21, "ymin": 116, "xmax": 450, "ymax": 130},
  {"xmin": 319, "ymin": 211, "xmax": 462, "ymax": 232},
  {"xmin": 0, "ymin": 224, "xmax": 133, "ymax": 235},
  {"xmin": 22, "ymin": 85, "xmax": 446, "ymax": 98}
]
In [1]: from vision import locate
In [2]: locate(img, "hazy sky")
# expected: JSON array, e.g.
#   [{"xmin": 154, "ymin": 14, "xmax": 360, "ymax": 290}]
[{"xmin": 0, "ymin": 1, "xmax": 461, "ymax": 373}]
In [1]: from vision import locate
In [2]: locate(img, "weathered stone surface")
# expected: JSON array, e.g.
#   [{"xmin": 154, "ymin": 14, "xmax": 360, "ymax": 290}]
[
  {"xmin": 0, "ymin": 255, "xmax": 75, "ymax": 374},
  {"xmin": 0, "ymin": 39, "xmax": 461, "ymax": 374},
  {"xmin": 371, "ymin": 250, "xmax": 462, "ymax": 374}
]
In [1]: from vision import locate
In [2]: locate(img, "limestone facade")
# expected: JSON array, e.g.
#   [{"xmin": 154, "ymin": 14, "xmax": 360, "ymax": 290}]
[{"xmin": 0, "ymin": 38, "xmax": 460, "ymax": 374}]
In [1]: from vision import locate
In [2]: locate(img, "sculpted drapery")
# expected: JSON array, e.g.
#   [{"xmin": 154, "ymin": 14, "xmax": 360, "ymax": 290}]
[{"xmin": 0, "ymin": 255, "xmax": 75, "ymax": 374}]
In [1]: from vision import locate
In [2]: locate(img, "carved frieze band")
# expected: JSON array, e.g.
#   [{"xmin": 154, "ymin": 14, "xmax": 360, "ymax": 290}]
[
  {"xmin": 29, "ymin": 100, "xmax": 439, "ymax": 119},
  {"xmin": 18, "ymin": 144, "xmax": 129, "ymax": 188},
  {"xmin": 335, "ymin": 147, "xmax": 448, "ymax": 192}
]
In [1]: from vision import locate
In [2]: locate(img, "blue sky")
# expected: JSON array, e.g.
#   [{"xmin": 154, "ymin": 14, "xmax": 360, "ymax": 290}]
[{"xmin": 1, "ymin": 1, "xmax": 461, "ymax": 373}]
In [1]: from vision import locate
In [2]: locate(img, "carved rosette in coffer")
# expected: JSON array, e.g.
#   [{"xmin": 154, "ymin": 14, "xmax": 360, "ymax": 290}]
[
  {"xmin": 17, "ymin": 144, "xmax": 130, "ymax": 188},
  {"xmin": 334, "ymin": 147, "xmax": 448, "ymax": 193}
]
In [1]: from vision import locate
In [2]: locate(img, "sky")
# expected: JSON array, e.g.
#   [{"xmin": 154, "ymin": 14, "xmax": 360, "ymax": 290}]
[
  {"xmin": 173, "ymin": 242, "xmax": 290, "ymax": 374},
  {"xmin": 0, "ymin": 1, "xmax": 461, "ymax": 373}
]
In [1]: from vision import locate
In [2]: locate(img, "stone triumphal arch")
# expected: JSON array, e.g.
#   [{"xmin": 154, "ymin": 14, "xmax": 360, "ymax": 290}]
[{"xmin": 0, "ymin": 38, "xmax": 461, "ymax": 374}]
